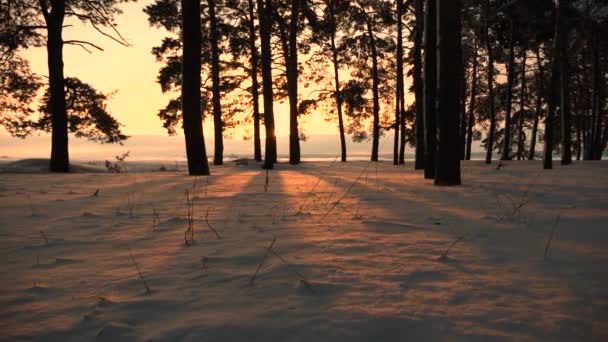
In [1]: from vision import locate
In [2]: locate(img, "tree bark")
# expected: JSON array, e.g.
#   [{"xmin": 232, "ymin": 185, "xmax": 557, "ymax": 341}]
[
  {"xmin": 544, "ymin": 0, "xmax": 563, "ymax": 170},
  {"xmin": 435, "ymin": 0, "xmax": 462, "ymax": 186},
  {"xmin": 500, "ymin": 20, "xmax": 516, "ymax": 161},
  {"xmin": 484, "ymin": 1, "xmax": 496, "ymax": 164},
  {"xmin": 365, "ymin": 16, "xmax": 380, "ymax": 162},
  {"xmin": 181, "ymin": 0, "xmax": 210, "ymax": 175},
  {"xmin": 516, "ymin": 47, "xmax": 526, "ymax": 160},
  {"xmin": 330, "ymin": 28, "xmax": 346, "ymax": 162},
  {"xmin": 247, "ymin": 0, "xmax": 262, "ymax": 162},
  {"xmin": 209, "ymin": 0, "xmax": 223, "ymax": 166},
  {"xmin": 465, "ymin": 44, "xmax": 478, "ymax": 161},
  {"xmin": 423, "ymin": 0, "xmax": 437, "ymax": 178},
  {"xmin": 257, "ymin": 0, "xmax": 276, "ymax": 169},
  {"xmin": 560, "ymin": 0, "xmax": 572, "ymax": 165},
  {"xmin": 529, "ymin": 42, "xmax": 543, "ymax": 160},
  {"xmin": 413, "ymin": 0, "xmax": 425, "ymax": 169},
  {"xmin": 45, "ymin": 0, "xmax": 69, "ymax": 172},
  {"xmin": 394, "ymin": 0, "xmax": 404, "ymax": 165},
  {"xmin": 288, "ymin": 0, "xmax": 300, "ymax": 164}
]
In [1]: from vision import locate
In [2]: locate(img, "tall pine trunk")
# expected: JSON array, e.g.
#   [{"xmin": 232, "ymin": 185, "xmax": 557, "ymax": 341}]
[
  {"xmin": 181, "ymin": 0, "xmax": 210, "ymax": 175},
  {"xmin": 366, "ymin": 17, "xmax": 380, "ymax": 162},
  {"xmin": 247, "ymin": 0, "xmax": 262, "ymax": 161},
  {"xmin": 413, "ymin": 0, "xmax": 425, "ymax": 169},
  {"xmin": 500, "ymin": 21, "xmax": 516, "ymax": 161},
  {"xmin": 288, "ymin": 0, "xmax": 300, "ymax": 164},
  {"xmin": 257, "ymin": 0, "xmax": 276, "ymax": 169},
  {"xmin": 209, "ymin": 0, "xmax": 223, "ymax": 165},
  {"xmin": 394, "ymin": 0, "xmax": 404, "ymax": 165},
  {"xmin": 45, "ymin": 0, "xmax": 69, "ymax": 172},
  {"xmin": 560, "ymin": 0, "xmax": 572, "ymax": 165},
  {"xmin": 423, "ymin": 0, "xmax": 437, "ymax": 178},
  {"xmin": 516, "ymin": 47, "xmax": 526, "ymax": 160},
  {"xmin": 435, "ymin": 0, "xmax": 462, "ymax": 186},
  {"xmin": 330, "ymin": 28, "xmax": 347, "ymax": 162},
  {"xmin": 544, "ymin": 0, "xmax": 563, "ymax": 169},
  {"xmin": 484, "ymin": 2, "xmax": 496, "ymax": 164},
  {"xmin": 466, "ymin": 45, "xmax": 478, "ymax": 161},
  {"xmin": 529, "ymin": 42, "xmax": 543, "ymax": 160}
]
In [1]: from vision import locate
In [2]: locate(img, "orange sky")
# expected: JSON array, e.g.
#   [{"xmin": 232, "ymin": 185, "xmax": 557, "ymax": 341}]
[{"xmin": 17, "ymin": 0, "xmax": 413, "ymax": 139}]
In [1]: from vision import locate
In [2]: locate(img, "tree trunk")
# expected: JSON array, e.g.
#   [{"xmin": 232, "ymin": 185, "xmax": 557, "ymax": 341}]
[
  {"xmin": 247, "ymin": 0, "xmax": 262, "ymax": 162},
  {"xmin": 366, "ymin": 17, "xmax": 380, "ymax": 162},
  {"xmin": 423, "ymin": 0, "xmax": 437, "ymax": 178},
  {"xmin": 500, "ymin": 20, "xmax": 516, "ymax": 161},
  {"xmin": 209, "ymin": 0, "xmax": 223, "ymax": 166},
  {"xmin": 435, "ymin": 0, "xmax": 462, "ymax": 186},
  {"xmin": 330, "ymin": 27, "xmax": 347, "ymax": 162},
  {"xmin": 459, "ymin": 41, "xmax": 467, "ymax": 161},
  {"xmin": 288, "ymin": 0, "xmax": 300, "ymax": 165},
  {"xmin": 465, "ymin": 44, "xmax": 478, "ymax": 161},
  {"xmin": 394, "ymin": 0, "xmax": 404, "ymax": 165},
  {"xmin": 529, "ymin": 42, "xmax": 543, "ymax": 160},
  {"xmin": 544, "ymin": 0, "xmax": 565, "ymax": 170},
  {"xmin": 181, "ymin": 0, "xmax": 210, "ymax": 175},
  {"xmin": 484, "ymin": 2, "xmax": 496, "ymax": 165},
  {"xmin": 516, "ymin": 47, "xmax": 526, "ymax": 160},
  {"xmin": 560, "ymin": 0, "xmax": 572, "ymax": 165},
  {"xmin": 413, "ymin": 0, "xmax": 425, "ymax": 169},
  {"xmin": 589, "ymin": 25, "xmax": 603, "ymax": 160},
  {"xmin": 257, "ymin": 0, "xmax": 276, "ymax": 169},
  {"xmin": 45, "ymin": 0, "xmax": 69, "ymax": 172}
]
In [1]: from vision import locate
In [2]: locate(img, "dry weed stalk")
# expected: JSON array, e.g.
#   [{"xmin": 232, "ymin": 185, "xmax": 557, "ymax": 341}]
[
  {"xmin": 250, "ymin": 237, "xmax": 277, "ymax": 285},
  {"xmin": 269, "ymin": 249, "xmax": 315, "ymax": 294},
  {"xmin": 93, "ymin": 189, "xmax": 99, "ymax": 197},
  {"xmin": 544, "ymin": 214, "xmax": 562, "ymax": 260},
  {"xmin": 321, "ymin": 161, "xmax": 373, "ymax": 221},
  {"xmin": 128, "ymin": 248, "xmax": 151, "ymax": 294},
  {"xmin": 152, "ymin": 207, "xmax": 161, "ymax": 226},
  {"xmin": 127, "ymin": 192, "xmax": 136, "ymax": 218},
  {"xmin": 437, "ymin": 236, "xmax": 466, "ymax": 261},
  {"xmin": 205, "ymin": 208, "xmax": 222, "ymax": 239},
  {"xmin": 39, "ymin": 230, "xmax": 49, "ymax": 245},
  {"xmin": 184, "ymin": 189, "xmax": 195, "ymax": 246}
]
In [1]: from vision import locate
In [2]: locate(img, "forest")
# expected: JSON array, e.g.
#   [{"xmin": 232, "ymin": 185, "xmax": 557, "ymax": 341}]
[
  {"xmin": 1, "ymin": 0, "xmax": 607, "ymax": 183},
  {"xmin": 1, "ymin": 1, "xmax": 608, "ymax": 340}
]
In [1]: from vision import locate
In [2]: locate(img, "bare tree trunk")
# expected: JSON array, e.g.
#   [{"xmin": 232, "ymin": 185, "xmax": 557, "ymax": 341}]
[
  {"xmin": 44, "ymin": 0, "xmax": 69, "ymax": 172},
  {"xmin": 423, "ymin": 0, "xmax": 437, "ymax": 178},
  {"xmin": 209, "ymin": 0, "xmax": 223, "ymax": 166},
  {"xmin": 435, "ymin": 0, "xmax": 462, "ymax": 186},
  {"xmin": 544, "ymin": 0, "xmax": 563, "ymax": 170},
  {"xmin": 413, "ymin": 0, "xmax": 425, "ymax": 169},
  {"xmin": 560, "ymin": 0, "xmax": 572, "ymax": 165},
  {"xmin": 516, "ymin": 47, "xmax": 526, "ymax": 160},
  {"xmin": 288, "ymin": 0, "xmax": 300, "ymax": 165},
  {"xmin": 365, "ymin": 17, "xmax": 380, "ymax": 162},
  {"xmin": 500, "ymin": 20, "xmax": 516, "ymax": 161},
  {"xmin": 394, "ymin": 0, "xmax": 404, "ymax": 165},
  {"xmin": 257, "ymin": 0, "xmax": 276, "ymax": 169},
  {"xmin": 247, "ymin": 0, "xmax": 262, "ymax": 162},
  {"xmin": 484, "ymin": 2, "xmax": 496, "ymax": 164},
  {"xmin": 181, "ymin": 0, "xmax": 210, "ymax": 175},
  {"xmin": 529, "ymin": 42, "xmax": 543, "ymax": 160},
  {"xmin": 588, "ymin": 25, "xmax": 603, "ymax": 160},
  {"xmin": 459, "ymin": 42, "xmax": 467, "ymax": 161},
  {"xmin": 330, "ymin": 28, "xmax": 347, "ymax": 162},
  {"xmin": 465, "ymin": 44, "xmax": 478, "ymax": 161}
]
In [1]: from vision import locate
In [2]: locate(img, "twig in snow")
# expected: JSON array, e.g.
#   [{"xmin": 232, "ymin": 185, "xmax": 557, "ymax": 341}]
[
  {"xmin": 93, "ymin": 189, "xmax": 99, "ymax": 197},
  {"xmin": 128, "ymin": 248, "xmax": 151, "ymax": 294},
  {"xmin": 39, "ymin": 230, "xmax": 48, "ymax": 245},
  {"xmin": 184, "ymin": 189, "xmax": 194, "ymax": 246},
  {"xmin": 437, "ymin": 235, "xmax": 466, "ymax": 261},
  {"xmin": 152, "ymin": 207, "xmax": 161, "ymax": 226},
  {"xmin": 544, "ymin": 214, "xmax": 562, "ymax": 260},
  {"xmin": 250, "ymin": 237, "xmax": 276, "ymax": 285},
  {"xmin": 321, "ymin": 161, "xmax": 373, "ymax": 221},
  {"xmin": 270, "ymin": 249, "xmax": 315, "ymax": 294},
  {"xmin": 205, "ymin": 207, "xmax": 222, "ymax": 239}
]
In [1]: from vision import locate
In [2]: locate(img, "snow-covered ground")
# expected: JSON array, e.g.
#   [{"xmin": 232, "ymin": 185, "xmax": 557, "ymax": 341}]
[{"xmin": 1, "ymin": 160, "xmax": 607, "ymax": 341}]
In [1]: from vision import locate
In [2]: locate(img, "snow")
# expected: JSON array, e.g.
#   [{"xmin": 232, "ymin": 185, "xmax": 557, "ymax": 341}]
[{"xmin": 1, "ymin": 160, "xmax": 607, "ymax": 341}]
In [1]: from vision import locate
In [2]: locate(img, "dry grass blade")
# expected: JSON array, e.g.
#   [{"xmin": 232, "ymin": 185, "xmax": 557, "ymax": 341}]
[
  {"xmin": 39, "ymin": 230, "xmax": 49, "ymax": 245},
  {"xmin": 295, "ymin": 175, "xmax": 323, "ymax": 215},
  {"xmin": 128, "ymin": 248, "xmax": 151, "ymax": 294},
  {"xmin": 250, "ymin": 237, "xmax": 277, "ymax": 285},
  {"xmin": 184, "ymin": 189, "xmax": 194, "ymax": 246},
  {"xmin": 205, "ymin": 208, "xmax": 222, "ymax": 239},
  {"xmin": 544, "ymin": 214, "xmax": 562, "ymax": 260},
  {"xmin": 321, "ymin": 161, "xmax": 373, "ymax": 221},
  {"xmin": 437, "ymin": 235, "xmax": 465, "ymax": 261},
  {"xmin": 270, "ymin": 250, "xmax": 315, "ymax": 294}
]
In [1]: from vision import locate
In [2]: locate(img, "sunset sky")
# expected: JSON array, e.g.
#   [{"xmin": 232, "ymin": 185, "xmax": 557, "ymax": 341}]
[{"xmin": 13, "ymin": 0, "xmax": 383, "ymax": 140}]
